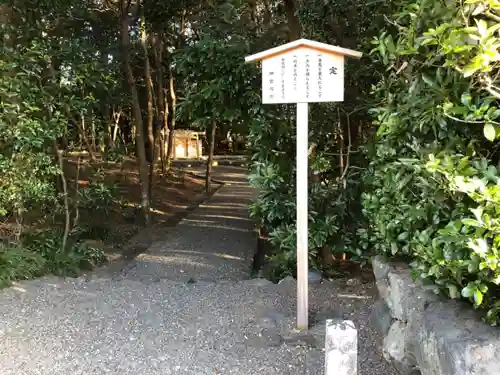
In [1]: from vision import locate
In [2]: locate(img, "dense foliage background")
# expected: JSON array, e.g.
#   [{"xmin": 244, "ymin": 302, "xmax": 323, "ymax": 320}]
[
  {"xmin": 2, "ymin": 0, "xmax": 500, "ymax": 324},
  {"xmin": 362, "ymin": 0, "xmax": 500, "ymax": 324},
  {"xmin": 248, "ymin": 0, "xmax": 500, "ymax": 325}
]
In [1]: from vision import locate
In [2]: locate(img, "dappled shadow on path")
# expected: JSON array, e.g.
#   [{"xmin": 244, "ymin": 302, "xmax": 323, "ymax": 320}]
[
  {"xmin": 121, "ymin": 165, "xmax": 257, "ymax": 283},
  {"xmin": 185, "ymin": 165, "xmax": 251, "ymax": 185}
]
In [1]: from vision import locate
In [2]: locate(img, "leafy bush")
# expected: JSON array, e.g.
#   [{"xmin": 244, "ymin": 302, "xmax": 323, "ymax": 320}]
[
  {"xmin": 363, "ymin": 0, "xmax": 500, "ymax": 324},
  {"xmin": 22, "ymin": 230, "xmax": 107, "ymax": 277},
  {"xmin": 0, "ymin": 4, "xmax": 115, "ymax": 286},
  {"xmin": 247, "ymin": 0, "xmax": 388, "ymax": 280},
  {"xmin": 78, "ymin": 180, "xmax": 120, "ymax": 213},
  {"xmin": 0, "ymin": 245, "xmax": 46, "ymax": 287},
  {"xmin": 247, "ymin": 106, "xmax": 367, "ymax": 280},
  {"xmin": 0, "ymin": 230, "xmax": 107, "ymax": 287}
]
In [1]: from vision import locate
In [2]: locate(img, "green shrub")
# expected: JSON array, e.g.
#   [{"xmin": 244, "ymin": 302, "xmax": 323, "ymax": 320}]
[
  {"xmin": 364, "ymin": 0, "xmax": 500, "ymax": 324},
  {"xmin": 247, "ymin": 0, "xmax": 390, "ymax": 280},
  {"xmin": 78, "ymin": 180, "xmax": 120, "ymax": 213},
  {"xmin": 0, "ymin": 245, "xmax": 46, "ymax": 287},
  {"xmin": 247, "ymin": 114, "xmax": 349, "ymax": 280},
  {"xmin": 22, "ymin": 230, "xmax": 107, "ymax": 277},
  {"xmin": 0, "ymin": 230, "xmax": 107, "ymax": 287}
]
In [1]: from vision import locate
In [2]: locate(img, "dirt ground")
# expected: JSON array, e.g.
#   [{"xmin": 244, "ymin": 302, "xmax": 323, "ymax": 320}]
[
  {"xmin": 62, "ymin": 156, "xmax": 212, "ymax": 255},
  {"xmin": 0, "ymin": 152, "xmax": 219, "ymax": 279}
]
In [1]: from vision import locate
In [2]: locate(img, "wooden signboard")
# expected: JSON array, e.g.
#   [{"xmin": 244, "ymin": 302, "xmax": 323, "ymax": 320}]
[{"xmin": 245, "ymin": 39, "xmax": 362, "ymax": 331}]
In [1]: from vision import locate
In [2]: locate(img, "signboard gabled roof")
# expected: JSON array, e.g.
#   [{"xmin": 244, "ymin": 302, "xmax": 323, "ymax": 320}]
[{"xmin": 244, "ymin": 38, "xmax": 363, "ymax": 63}]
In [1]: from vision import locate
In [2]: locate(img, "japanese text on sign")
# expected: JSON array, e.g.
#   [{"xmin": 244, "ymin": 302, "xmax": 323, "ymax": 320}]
[
  {"xmin": 261, "ymin": 48, "xmax": 345, "ymax": 103},
  {"xmin": 281, "ymin": 57, "xmax": 286, "ymax": 100},
  {"xmin": 293, "ymin": 55, "xmax": 298, "ymax": 91},
  {"xmin": 305, "ymin": 54, "xmax": 310, "ymax": 99},
  {"xmin": 318, "ymin": 54, "xmax": 323, "ymax": 99},
  {"xmin": 268, "ymin": 71, "xmax": 275, "ymax": 100}
]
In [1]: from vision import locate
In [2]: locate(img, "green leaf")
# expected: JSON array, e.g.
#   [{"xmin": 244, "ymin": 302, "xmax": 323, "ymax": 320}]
[
  {"xmin": 462, "ymin": 218, "xmax": 482, "ymax": 227},
  {"xmin": 474, "ymin": 290, "xmax": 484, "ymax": 306},
  {"xmin": 397, "ymin": 231, "xmax": 409, "ymax": 241},
  {"xmin": 422, "ymin": 74, "xmax": 435, "ymax": 87},
  {"xmin": 469, "ymin": 238, "xmax": 488, "ymax": 255},
  {"xmin": 461, "ymin": 284, "xmax": 475, "ymax": 298},
  {"xmin": 391, "ymin": 242, "xmax": 398, "ymax": 255},
  {"xmin": 470, "ymin": 206, "xmax": 484, "ymax": 222},
  {"xmin": 484, "ymin": 123, "xmax": 496, "ymax": 141},
  {"xmin": 461, "ymin": 93, "xmax": 472, "ymax": 107},
  {"xmin": 463, "ymin": 56, "xmax": 482, "ymax": 77},
  {"xmin": 475, "ymin": 19, "xmax": 488, "ymax": 38}
]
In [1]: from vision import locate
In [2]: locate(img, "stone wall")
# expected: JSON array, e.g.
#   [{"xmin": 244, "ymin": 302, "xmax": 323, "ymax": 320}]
[{"xmin": 370, "ymin": 255, "xmax": 500, "ymax": 375}]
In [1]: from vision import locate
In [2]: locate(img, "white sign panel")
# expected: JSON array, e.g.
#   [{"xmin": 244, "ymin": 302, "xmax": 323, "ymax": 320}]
[{"xmin": 261, "ymin": 47, "xmax": 344, "ymax": 104}]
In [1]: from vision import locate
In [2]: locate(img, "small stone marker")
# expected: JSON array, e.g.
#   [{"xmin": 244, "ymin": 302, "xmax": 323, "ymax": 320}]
[{"xmin": 325, "ymin": 319, "xmax": 357, "ymax": 375}]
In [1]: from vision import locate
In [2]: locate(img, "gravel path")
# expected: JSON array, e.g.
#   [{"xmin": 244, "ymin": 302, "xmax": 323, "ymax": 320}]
[
  {"xmin": 0, "ymin": 276, "xmax": 397, "ymax": 375},
  {"xmin": 0, "ymin": 277, "xmax": 311, "ymax": 375},
  {"xmin": 0, "ymin": 165, "xmax": 397, "ymax": 375}
]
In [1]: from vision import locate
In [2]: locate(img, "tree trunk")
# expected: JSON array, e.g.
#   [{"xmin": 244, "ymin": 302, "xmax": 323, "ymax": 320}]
[
  {"xmin": 53, "ymin": 141, "xmax": 70, "ymax": 252},
  {"xmin": 103, "ymin": 105, "xmax": 113, "ymax": 157},
  {"xmin": 262, "ymin": 0, "xmax": 273, "ymax": 25},
  {"xmin": 73, "ymin": 154, "xmax": 81, "ymax": 228},
  {"xmin": 166, "ymin": 69, "xmax": 177, "ymax": 166},
  {"xmin": 283, "ymin": 0, "xmax": 301, "ymax": 41},
  {"xmin": 153, "ymin": 34, "xmax": 168, "ymax": 173},
  {"xmin": 65, "ymin": 108, "xmax": 96, "ymax": 161},
  {"xmin": 159, "ymin": 122, "xmax": 167, "ymax": 172},
  {"xmin": 131, "ymin": 119, "xmax": 136, "ymax": 146},
  {"xmin": 165, "ymin": 19, "xmax": 183, "ymax": 167},
  {"xmin": 112, "ymin": 109, "xmax": 121, "ymax": 144},
  {"xmin": 140, "ymin": 10, "xmax": 155, "ymax": 165},
  {"xmin": 139, "ymin": 10, "xmax": 156, "ymax": 207},
  {"xmin": 91, "ymin": 116, "xmax": 97, "ymax": 151},
  {"xmin": 159, "ymin": 116, "xmax": 167, "ymax": 173},
  {"xmin": 148, "ymin": 127, "xmax": 160, "ymax": 210},
  {"xmin": 120, "ymin": 0, "xmax": 150, "ymax": 225},
  {"xmin": 205, "ymin": 121, "xmax": 216, "ymax": 193}
]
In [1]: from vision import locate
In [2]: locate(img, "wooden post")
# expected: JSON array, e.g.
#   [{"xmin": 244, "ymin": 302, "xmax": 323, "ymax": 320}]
[{"xmin": 296, "ymin": 102, "xmax": 309, "ymax": 330}]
